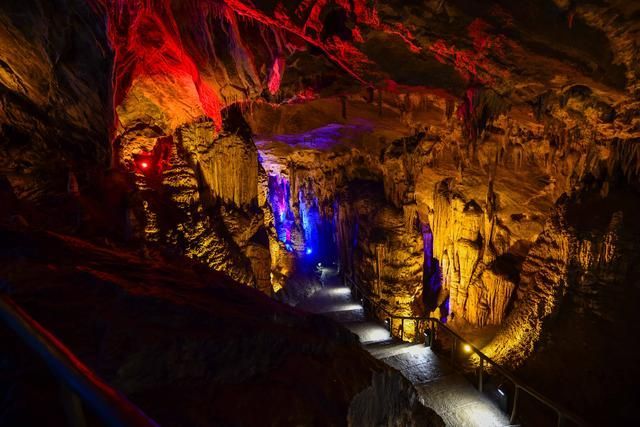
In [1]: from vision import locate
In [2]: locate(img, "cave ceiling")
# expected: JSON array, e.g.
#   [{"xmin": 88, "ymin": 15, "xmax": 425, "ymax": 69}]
[
  {"xmin": 1, "ymin": 0, "xmax": 638, "ymax": 146},
  {"xmin": 86, "ymin": 0, "xmax": 639, "ymax": 138}
]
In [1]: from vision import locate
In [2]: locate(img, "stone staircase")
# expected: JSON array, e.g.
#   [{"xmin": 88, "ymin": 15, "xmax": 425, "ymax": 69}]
[{"xmin": 297, "ymin": 268, "xmax": 513, "ymax": 427}]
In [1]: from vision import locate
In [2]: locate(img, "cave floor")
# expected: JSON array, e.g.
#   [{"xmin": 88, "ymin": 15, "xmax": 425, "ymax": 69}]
[{"xmin": 298, "ymin": 268, "xmax": 511, "ymax": 427}]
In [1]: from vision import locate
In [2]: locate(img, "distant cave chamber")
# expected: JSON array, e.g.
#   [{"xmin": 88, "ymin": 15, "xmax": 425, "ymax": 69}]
[{"xmin": 266, "ymin": 173, "xmax": 338, "ymax": 264}]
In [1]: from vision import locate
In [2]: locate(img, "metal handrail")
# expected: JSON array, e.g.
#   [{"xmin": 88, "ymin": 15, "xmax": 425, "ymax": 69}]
[
  {"xmin": 0, "ymin": 294, "xmax": 160, "ymax": 427},
  {"xmin": 344, "ymin": 274, "xmax": 585, "ymax": 426}
]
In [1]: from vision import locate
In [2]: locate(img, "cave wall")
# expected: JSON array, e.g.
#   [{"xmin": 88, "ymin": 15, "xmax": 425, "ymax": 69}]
[
  {"xmin": 478, "ymin": 178, "xmax": 640, "ymax": 424},
  {"xmin": 341, "ymin": 182, "xmax": 426, "ymax": 340},
  {"xmin": 101, "ymin": 0, "xmax": 296, "ymax": 291},
  {"xmin": 0, "ymin": 0, "xmax": 111, "ymax": 227},
  {"xmin": 0, "ymin": 228, "xmax": 445, "ymax": 427},
  {"xmin": 251, "ymin": 80, "xmax": 640, "ymax": 340}
]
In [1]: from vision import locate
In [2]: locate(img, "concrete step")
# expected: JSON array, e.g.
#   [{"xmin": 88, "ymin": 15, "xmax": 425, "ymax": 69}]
[
  {"xmin": 366, "ymin": 341, "xmax": 422, "ymax": 359},
  {"xmin": 343, "ymin": 321, "xmax": 392, "ymax": 344},
  {"xmin": 324, "ymin": 307, "xmax": 365, "ymax": 323},
  {"xmin": 296, "ymin": 277, "xmax": 511, "ymax": 427}
]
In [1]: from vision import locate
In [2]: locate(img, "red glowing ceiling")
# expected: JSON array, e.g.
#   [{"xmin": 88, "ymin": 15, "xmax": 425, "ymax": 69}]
[{"xmin": 93, "ymin": 0, "xmax": 510, "ymax": 134}]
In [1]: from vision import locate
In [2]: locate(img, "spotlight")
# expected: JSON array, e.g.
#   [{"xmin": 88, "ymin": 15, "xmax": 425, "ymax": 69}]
[
  {"xmin": 462, "ymin": 343, "xmax": 472, "ymax": 353},
  {"xmin": 494, "ymin": 385, "xmax": 508, "ymax": 412},
  {"xmin": 305, "ymin": 248, "xmax": 312, "ymax": 255},
  {"xmin": 140, "ymin": 161, "xmax": 149, "ymax": 169}
]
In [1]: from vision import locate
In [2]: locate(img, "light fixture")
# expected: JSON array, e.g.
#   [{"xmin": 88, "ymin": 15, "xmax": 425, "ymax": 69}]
[
  {"xmin": 497, "ymin": 388, "xmax": 505, "ymax": 397},
  {"xmin": 326, "ymin": 288, "xmax": 350, "ymax": 296},
  {"xmin": 305, "ymin": 247, "xmax": 312, "ymax": 255},
  {"xmin": 424, "ymin": 329, "xmax": 432, "ymax": 347},
  {"xmin": 140, "ymin": 161, "xmax": 149, "ymax": 169},
  {"xmin": 462, "ymin": 343, "xmax": 472, "ymax": 353}
]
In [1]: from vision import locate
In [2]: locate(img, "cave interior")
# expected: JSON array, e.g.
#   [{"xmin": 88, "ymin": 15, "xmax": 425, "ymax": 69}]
[{"xmin": 1, "ymin": 0, "xmax": 640, "ymax": 426}]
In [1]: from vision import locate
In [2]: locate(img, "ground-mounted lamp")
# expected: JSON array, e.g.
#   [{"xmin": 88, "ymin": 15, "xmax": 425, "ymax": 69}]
[
  {"xmin": 478, "ymin": 381, "xmax": 509, "ymax": 412},
  {"xmin": 424, "ymin": 328, "xmax": 432, "ymax": 347},
  {"xmin": 495, "ymin": 385, "xmax": 509, "ymax": 412}
]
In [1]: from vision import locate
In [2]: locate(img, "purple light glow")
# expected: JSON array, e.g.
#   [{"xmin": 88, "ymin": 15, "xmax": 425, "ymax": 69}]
[
  {"xmin": 260, "ymin": 119, "xmax": 374, "ymax": 151},
  {"xmin": 440, "ymin": 297, "xmax": 450, "ymax": 323},
  {"xmin": 423, "ymin": 222, "xmax": 444, "ymax": 315},
  {"xmin": 268, "ymin": 174, "xmax": 294, "ymax": 247},
  {"xmin": 299, "ymin": 190, "xmax": 321, "ymax": 257}
]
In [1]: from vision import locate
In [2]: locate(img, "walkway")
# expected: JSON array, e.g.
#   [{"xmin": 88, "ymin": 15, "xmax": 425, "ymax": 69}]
[{"xmin": 297, "ymin": 268, "xmax": 512, "ymax": 427}]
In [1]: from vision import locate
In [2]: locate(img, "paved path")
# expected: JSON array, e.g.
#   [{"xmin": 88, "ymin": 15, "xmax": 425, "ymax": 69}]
[{"xmin": 297, "ymin": 268, "xmax": 512, "ymax": 427}]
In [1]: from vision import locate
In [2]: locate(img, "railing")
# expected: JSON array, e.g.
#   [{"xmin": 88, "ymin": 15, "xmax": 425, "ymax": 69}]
[
  {"xmin": 0, "ymin": 294, "xmax": 160, "ymax": 427},
  {"xmin": 344, "ymin": 274, "xmax": 585, "ymax": 427}
]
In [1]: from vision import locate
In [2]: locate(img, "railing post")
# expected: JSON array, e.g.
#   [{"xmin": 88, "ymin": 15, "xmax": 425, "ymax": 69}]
[
  {"xmin": 429, "ymin": 320, "xmax": 435, "ymax": 347},
  {"xmin": 510, "ymin": 385, "xmax": 520, "ymax": 424},
  {"xmin": 401, "ymin": 318, "xmax": 404, "ymax": 341},
  {"xmin": 366, "ymin": 317, "xmax": 583, "ymax": 427},
  {"xmin": 450, "ymin": 337, "xmax": 456, "ymax": 364},
  {"xmin": 59, "ymin": 381, "xmax": 87, "ymax": 427},
  {"xmin": 557, "ymin": 413, "xmax": 565, "ymax": 427}
]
